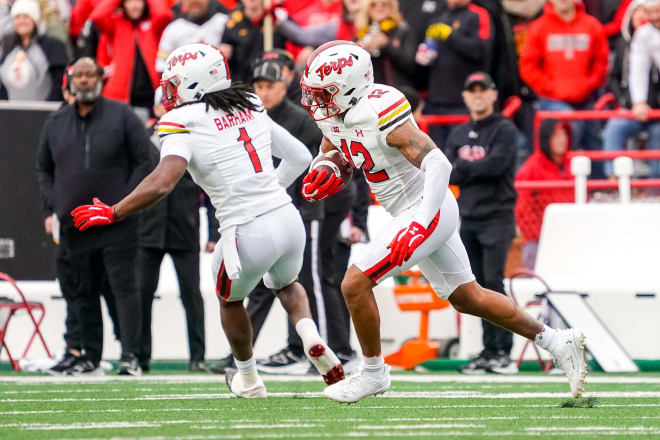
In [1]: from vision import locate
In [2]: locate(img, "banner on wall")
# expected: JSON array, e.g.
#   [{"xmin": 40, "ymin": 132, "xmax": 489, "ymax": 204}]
[{"xmin": 0, "ymin": 102, "xmax": 60, "ymax": 280}]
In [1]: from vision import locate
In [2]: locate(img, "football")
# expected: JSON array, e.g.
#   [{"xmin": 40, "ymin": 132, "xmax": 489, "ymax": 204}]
[{"xmin": 310, "ymin": 149, "xmax": 353, "ymax": 186}]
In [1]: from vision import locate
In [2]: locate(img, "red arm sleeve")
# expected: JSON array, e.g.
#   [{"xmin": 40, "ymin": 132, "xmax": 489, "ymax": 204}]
[
  {"xmin": 70, "ymin": 0, "xmax": 96, "ymax": 39},
  {"xmin": 146, "ymin": 0, "xmax": 173, "ymax": 36},
  {"xmin": 603, "ymin": 0, "xmax": 631, "ymax": 38},
  {"xmin": 519, "ymin": 22, "xmax": 554, "ymax": 98},
  {"xmin": 90, "ymin": 0, "xmax": 122, "ymax": 35},
  {"xmin": 586, "ymin": 24, "xmax": 610, "ymax": 93}
]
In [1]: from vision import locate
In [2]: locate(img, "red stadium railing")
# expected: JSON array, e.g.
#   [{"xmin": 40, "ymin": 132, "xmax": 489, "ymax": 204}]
[
  {"xmin": 533, "ymin": 109, "xmax": 660, "ymax": 152},
  {"xmin": 417, "ymin": 96, "xmax": 522, "ymax": 134}
]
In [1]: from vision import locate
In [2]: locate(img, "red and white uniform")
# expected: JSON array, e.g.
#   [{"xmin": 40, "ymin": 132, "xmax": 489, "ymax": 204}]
[
  {"xmin": 158, "ymin": 97, "xmax": 312, "ymax": 301},
  {"xmin": 317, "ymin": 84, "xmax": 475, "ymax": 298}
]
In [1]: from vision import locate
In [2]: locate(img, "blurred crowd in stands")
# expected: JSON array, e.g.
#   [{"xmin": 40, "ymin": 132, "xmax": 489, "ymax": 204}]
[
  {"xmin": 6, "ymin": 0, "xmax": 660, "ymax": 372},
  {"xmin": 3, "ymin": 0, "xmax": 660, "ymax": 159},
  {"xmin": 5, "ymin": 0, "xmax": 660, "ymax": 174}
]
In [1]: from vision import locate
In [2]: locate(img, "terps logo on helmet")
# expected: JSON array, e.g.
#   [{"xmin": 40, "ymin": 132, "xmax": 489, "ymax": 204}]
[
  {"xmin": 167, "ymin": 51, "xmax": 205, "ymax": 70},
  {"xmin": 315, "ymin": 56, "xmax": 354, "ymax": 81}
]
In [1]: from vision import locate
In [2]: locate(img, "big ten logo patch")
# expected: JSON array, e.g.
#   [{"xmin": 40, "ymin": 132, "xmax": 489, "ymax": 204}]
[
  {"xmin": 167, "ymin": 52, "xmax": 200, "ymax": 70},
  {"xmin": 316, "ymin": 56, "xmax": 353, "ymax": 81},
  {"xmin": 458, "ymin": 145, "xmax": 486, "ymax": 161}
]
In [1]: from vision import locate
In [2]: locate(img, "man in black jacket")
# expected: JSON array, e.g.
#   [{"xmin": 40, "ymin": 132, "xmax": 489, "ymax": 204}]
[
  {"xmin": 136, "ymin": 101, "xmax": 207, "ymax": 373},
  {"xmin": 416, "ymin": 0, "xmax": 494, "ymax": 147},
  {"xmin": 36, "ymin": 58, "xmax": 154, "ymax": 376},
  {"xmin": 444, "ymin": 72, "xmax": 518, "ymax": 374}
]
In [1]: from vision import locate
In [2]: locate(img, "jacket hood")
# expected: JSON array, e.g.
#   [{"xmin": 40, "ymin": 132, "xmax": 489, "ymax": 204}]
[
  {"xmin": 538, "ymin": 118, "xmax": 571, "ymax": 164},
  {"xmin": 621, "ymin": 0, "xmax": 646, "ymax": 41}
]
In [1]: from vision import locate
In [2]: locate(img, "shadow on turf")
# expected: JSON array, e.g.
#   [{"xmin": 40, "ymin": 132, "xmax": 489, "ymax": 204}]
[{"xmin": 561, "ymin": 397, "xmax": 597, "ymax": 408}]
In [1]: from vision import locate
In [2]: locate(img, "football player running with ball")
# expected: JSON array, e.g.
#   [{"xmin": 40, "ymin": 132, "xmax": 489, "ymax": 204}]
[
  {"xmin": 71, "ymin": 43, "xmax": 345, "ymax": 397},
  {"xmin": 300, "ymin": 41, "xmax": 587, "ymax": 403}
]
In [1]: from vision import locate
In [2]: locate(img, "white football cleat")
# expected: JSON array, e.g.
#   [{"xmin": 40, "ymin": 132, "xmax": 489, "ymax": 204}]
[
  {"xmin": 225, "ymin": 368, "xmax": 267, "ymax": 398},
  {"xmin": 305, "ymin": 343, "xmax": 345, "ymax": 385},
  {"xmin": 552, "ymin": 329, "xmax": 587, "ymax": 398},
  {"xmin": 323, "ymin": 364, "xmax": 391, "ymax": 403}
]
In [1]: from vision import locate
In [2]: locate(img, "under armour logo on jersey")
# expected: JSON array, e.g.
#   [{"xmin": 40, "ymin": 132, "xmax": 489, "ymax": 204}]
[
  {"xmin": 410, "ymin": 226, "xmax": 419, "ymax": 234},
  {"xmin": 355, "ymin": 129, "xmax": 364, "ymax": 137},
  {"xmin": 331, "ymin": 126, "xmax": 340, "ymax": 133},
  {"xmin": 458, "ymin": 145, "xmax": 486, "ymax": 161},
  {"xmin": 468, "ymin": 130, "xmax": 478, "ymax": 139},
  {"xmin": 315, "ymin": 56, "xmax": 353, "ymax": 81}
]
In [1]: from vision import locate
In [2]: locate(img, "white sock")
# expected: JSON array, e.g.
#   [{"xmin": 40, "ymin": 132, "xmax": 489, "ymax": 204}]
[
  {"xmin": 362, "ymin": 354, "xmax": 384, "ymax": 373},
  {"xmin": 234, "ymin": 356, "xmax": 259, "ymax": 387},
  {"xmin": 295, "ymin": 317, "xmax": 323, "ymax": 350},
  {"xmin": 534, "ymin": 325, "xmax": 559, "ymax": 354}
]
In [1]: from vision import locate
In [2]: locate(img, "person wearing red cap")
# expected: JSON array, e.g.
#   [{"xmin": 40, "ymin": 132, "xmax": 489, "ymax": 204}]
[{"xmin": 444, "ymin": 71, "xmax": 519, "ymax": 375}]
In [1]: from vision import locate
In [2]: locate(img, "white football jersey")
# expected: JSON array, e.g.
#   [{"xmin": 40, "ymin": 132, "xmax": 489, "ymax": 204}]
[
  {"xmin": 158, "ymin": 97, "xmax": 292, "ymax": 231},
  {"xmin": 317, "ymin": 84, "xmax": 424, "ymax": 216},
  {"xmin": 156, "ymin": 13, "xmax": 229, "ymax": 72}
]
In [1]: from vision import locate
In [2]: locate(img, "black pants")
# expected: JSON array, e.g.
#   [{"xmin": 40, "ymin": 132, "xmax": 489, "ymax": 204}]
[
  {"xmin": 319, "ymin": 207, "xmax": 353, "ymax": 355},
  {"xmin": 68, "ymin": 243, "xmax": 141, "ymax": 363},
  {"xmin": 137, "ymin": 247, "xmax": 205, "ymax": 363},
  {"xmin": 56, "ymin": 245, "xmax": 120, "ymax": 352},
  {"xmin": 460, "ymin": 215, "xmax": 515, "ymax": 355},
  {"xmin": 326, "ymin": 240, "xmax": 353, "ymax": 355},
  {"xmin": 246, "ymin": 219, "xmax": 323, "ymax": 353}
]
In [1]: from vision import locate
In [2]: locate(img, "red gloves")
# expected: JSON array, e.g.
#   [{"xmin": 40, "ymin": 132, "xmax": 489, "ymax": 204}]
[
  {"xmin": 301, "ymin": 169, "xmax": 343, "ymax": 202},
  {"xmin": 389, "ymin": 221, "xmax": 429, "ymax": 267},
  {"xmin": 71, "ymin": 198, "xmax": 116, "ymax": 231}
]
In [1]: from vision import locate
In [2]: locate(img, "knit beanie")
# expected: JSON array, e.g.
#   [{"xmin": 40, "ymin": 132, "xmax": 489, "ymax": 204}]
[{"xmin": 10, "ymin": 0, "xmax": 41, "ymax": 25}]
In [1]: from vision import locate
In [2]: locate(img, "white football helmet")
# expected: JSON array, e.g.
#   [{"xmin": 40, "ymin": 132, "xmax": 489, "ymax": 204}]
[
  {"xmin": 160, "ymin": 43, "xmax": 231, "ymax": 112},
  {"xmin": 300, "ymin": 40, "xmax": 373, "ymax": 121}
]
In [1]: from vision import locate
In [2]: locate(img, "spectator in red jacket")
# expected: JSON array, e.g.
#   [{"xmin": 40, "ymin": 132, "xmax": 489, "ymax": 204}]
[
  {"xmin": 515, "ymin": 118, "xmax": 574, "ymax": 269},
  {"xmin": 91, "ymin": 0, "xmax": 172, "ymax": 112},
  {"xmin": 520, "ymin": 0, "xmax": 608, "ymax": 157}
]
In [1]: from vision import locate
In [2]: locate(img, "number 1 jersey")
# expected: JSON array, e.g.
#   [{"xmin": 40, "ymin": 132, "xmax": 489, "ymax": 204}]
[{"xmin": 157, "ymin": 97, "xmax": 292, "ymax": 231}]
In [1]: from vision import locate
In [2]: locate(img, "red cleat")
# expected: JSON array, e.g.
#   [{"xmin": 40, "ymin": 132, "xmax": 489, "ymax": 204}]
[{"xmin": 322, "ymin": 364, "xmax": 345, "ymax": 385}]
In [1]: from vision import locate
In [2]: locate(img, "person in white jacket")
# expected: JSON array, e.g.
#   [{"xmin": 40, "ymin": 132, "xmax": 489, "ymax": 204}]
[{"xmin": 629, "ymin": 0, "xmax": 660, "ymax": 177}]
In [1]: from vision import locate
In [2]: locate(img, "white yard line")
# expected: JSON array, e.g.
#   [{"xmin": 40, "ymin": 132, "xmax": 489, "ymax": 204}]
[
  {"xmin": 3, "ymin": 390, "xmax": 660, "ymax": 403},
  {"xmin": 1, "ymin": 373, "xmax": 660, "ymax": 384}
]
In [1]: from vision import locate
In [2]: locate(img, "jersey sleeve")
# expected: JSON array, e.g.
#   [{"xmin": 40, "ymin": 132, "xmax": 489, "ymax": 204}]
[
  {"xmin": 156, "ymin": 22, "xmax": 176, "ymax": 73},
  {"xmin": 373, "ymin": 87, "xmax": 414, "ymax": 142},
  {"xmin": 158, "ymin": 110, "xmax": 193, "ymax": 162}
]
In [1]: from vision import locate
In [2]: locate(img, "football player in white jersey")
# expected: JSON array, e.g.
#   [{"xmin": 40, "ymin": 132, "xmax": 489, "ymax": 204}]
[
  {"xmin": 71, "ymin": 43, "xmax": 345, "ymax": 397},
  {"xmin": 299, "ymin": 41, "xmax": 587, "ymax": 403}
]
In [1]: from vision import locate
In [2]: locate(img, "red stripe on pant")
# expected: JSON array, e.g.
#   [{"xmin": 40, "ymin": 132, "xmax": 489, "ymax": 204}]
[
  {"xmin": 215, "ymin": 261, "xmax": 232, "ymax": 300},
  {"xmin": 364, "ymin": 208, "xmax": 441, "ymax": 283},
  {"xmin": 426, "ymin": 209, "xmax": 441, "ymax": 234},
  {"xmin": 364, "ymin": 254, "xmax": 396, "ymax": 283}
]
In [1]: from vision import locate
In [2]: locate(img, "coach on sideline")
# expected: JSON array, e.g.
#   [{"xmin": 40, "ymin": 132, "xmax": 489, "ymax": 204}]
[
  {"xmin": 36, "ymin": 57, "xmax": 154, "ymax": 376},
  {"xmin": 443, "ymin": 72, "xmax": 518, "ymax": 375}
]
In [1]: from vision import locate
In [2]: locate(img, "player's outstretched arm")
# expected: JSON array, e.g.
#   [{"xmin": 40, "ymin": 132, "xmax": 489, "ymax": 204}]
[
  {"xmin": 386, "ymin": 121, "xmax": 453, "ymax": 266},
  {"xmin": 71, "ymin": 156, "xmax": 188, "ymax": 231},
  {"xmin": 269, "ymin": 118, "xmax": 313, "ymax": 188}
]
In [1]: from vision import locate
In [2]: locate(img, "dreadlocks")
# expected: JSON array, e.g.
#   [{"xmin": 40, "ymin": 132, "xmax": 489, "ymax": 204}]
[{"xmin": 186, "ymin": 82, "xmax": 262, "ymax": 114}]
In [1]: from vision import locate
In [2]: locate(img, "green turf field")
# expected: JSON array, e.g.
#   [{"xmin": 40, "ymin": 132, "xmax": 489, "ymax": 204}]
[{"xmin": 1, "ymin": 372, "xmax": 660, "ymax": 439}]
